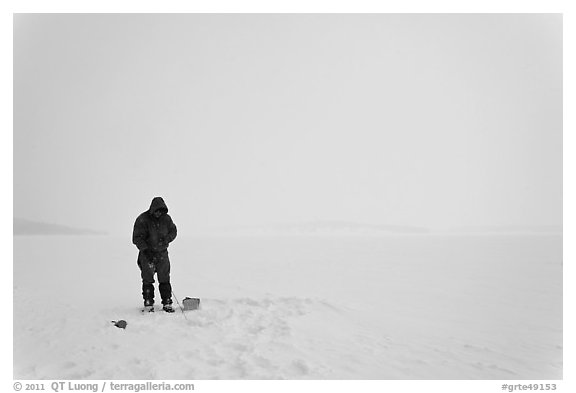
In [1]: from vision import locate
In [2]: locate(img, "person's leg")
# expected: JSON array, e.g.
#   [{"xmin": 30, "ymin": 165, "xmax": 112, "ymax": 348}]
[
  {"xmin": 138, "ymin": 252, "xmax": 156, "ymax": 305},
  {"xmin": 156, "ymin": 252, "xmax": 172, "ymax": 306}
]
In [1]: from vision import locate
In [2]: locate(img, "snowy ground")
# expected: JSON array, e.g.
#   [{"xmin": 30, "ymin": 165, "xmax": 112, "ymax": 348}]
[{"xmin": 13, "ymin": 234, "xmax": 562, "ymax": 379}]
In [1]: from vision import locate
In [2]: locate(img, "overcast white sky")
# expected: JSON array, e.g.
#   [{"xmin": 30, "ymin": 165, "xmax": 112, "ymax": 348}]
[{"xmin": 13, "ymin": 13, "xmax": 562, "ymax": 234}]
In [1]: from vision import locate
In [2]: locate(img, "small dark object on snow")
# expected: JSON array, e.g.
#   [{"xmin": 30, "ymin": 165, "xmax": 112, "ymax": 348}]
[
  {"xmin": 111, "ymin": 320, "xmax": 127, "ymax": 329},
  {"xmin": 183, "ymin": 297, "xmax": 200, "ymax": 311}
]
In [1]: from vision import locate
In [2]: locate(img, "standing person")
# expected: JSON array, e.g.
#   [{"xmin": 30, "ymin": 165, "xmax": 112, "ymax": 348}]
[{"xmin": 132, "ymin": 197, "xmax": 178, "ymax": 312}]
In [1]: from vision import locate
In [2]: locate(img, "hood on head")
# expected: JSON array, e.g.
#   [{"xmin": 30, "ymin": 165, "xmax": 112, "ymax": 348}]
[{"xmin": 149, "ymin": 197, "xmax": 169, "ymax": 215}]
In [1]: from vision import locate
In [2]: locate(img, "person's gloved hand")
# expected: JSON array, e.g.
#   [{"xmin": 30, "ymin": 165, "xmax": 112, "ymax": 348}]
[{"xmin": 158, "ymin": 237, "xmax": 169, "ymax": 250}]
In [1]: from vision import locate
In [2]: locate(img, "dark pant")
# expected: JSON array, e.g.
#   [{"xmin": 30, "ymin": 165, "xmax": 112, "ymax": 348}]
[{"xmin": 138, "ymin": 250, "xmax": 172, "ymax": 305}]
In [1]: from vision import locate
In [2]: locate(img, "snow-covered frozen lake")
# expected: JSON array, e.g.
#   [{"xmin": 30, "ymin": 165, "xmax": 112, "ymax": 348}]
[{"xmin": 13, "ymin": 234, "xmax": 562, "ymax": 379}]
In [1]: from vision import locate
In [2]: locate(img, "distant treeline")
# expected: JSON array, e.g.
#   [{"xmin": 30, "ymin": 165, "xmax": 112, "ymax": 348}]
[{"xmin": 14, "ymin": 218, "xmax": 107, "ymax": 236}]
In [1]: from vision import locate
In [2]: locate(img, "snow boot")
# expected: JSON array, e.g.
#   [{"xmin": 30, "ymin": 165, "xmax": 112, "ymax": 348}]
[
  {"xmin": 159, "ymin": 283, "xmax": 174, "ymax": 312},
  {"xmin": 143, "ymin": 298, "xmax": 155, "ymax": 313}
]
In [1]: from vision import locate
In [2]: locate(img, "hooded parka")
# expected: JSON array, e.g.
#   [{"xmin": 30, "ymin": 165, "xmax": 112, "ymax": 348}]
[{"xmin": 133, "ymin": 197, "xmax": 177, "ymax": 253}]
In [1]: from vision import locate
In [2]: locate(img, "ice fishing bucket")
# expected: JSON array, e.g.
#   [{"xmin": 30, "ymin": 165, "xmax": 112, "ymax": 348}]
[{"xmin": 182, "ymin": 297, "xmax": 200, "ymax": 311}]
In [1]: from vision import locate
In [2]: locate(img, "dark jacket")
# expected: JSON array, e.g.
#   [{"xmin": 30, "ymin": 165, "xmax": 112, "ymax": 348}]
[{"xmin": 133, "ymin": 197, "xmax": 177, "ymax": 253}]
